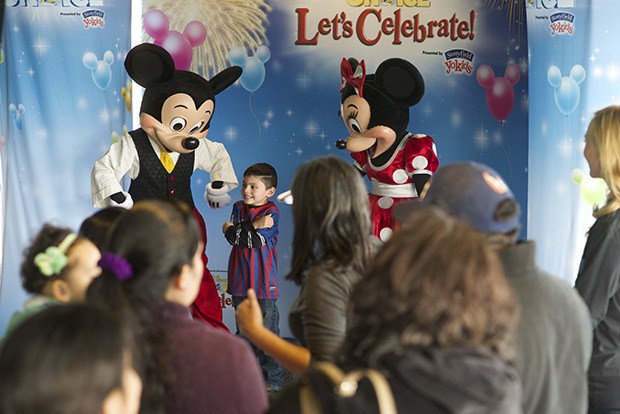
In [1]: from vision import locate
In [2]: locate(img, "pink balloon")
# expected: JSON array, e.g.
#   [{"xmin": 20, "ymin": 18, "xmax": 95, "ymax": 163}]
[
  {"xmin": 504, "ymin": 63, "xmax": 520, "ymax": 85},
  {"xmin": 143, "ymin": 9, "xmax": 169, "ymax": 41},
  {"xmin": 157, "ymin": 31, "xmax": 193, "ymax": 70},
  {"xmin": 183, "ymin": 21, "xmax": 207, "ymax": 47},
  {"xmin": 486, "ymin": 77, "xmax": 515, "ymax": 122},
  {"xmin": 476, "ymin": 64, "xmax": 495, "ymax": 89}
]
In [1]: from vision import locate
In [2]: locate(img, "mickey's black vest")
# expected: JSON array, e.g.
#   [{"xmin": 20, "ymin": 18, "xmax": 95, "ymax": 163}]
[{"xmin": 128, "ymin": 129, "xmax": 195, "ymax": 208}]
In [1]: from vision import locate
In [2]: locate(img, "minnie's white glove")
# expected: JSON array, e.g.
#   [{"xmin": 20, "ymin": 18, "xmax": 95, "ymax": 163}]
[
  {"xmin": 276, "ymin": 190, "xmax": 293, "ymax": 205},
  {"xmin": 205, "ymin": 183, "xmax": 232, "ymax": 209}
]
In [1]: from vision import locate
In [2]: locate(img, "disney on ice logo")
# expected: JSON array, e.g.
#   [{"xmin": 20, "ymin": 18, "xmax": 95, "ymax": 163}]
[
  {"xmin": 549, "ymin": 12, "xmax": 574, "ymax": 36},
  {"xmin": 83, "ymin": 9, "xmax": 104, "ymax": 28},
  {"xmin": 346, "ymin": 0, "xmax": 430, "ymax": 6},
  {"xmin": 527, "ymin": 0, "xmax": 574, "ymax": 9},
  {"xmin": 9, "ymin": 0, "xmax": 103, "ymax": 7},
  {"xmin": 443, "ymin": 49, "xmax": 474, "ymax": 75}
]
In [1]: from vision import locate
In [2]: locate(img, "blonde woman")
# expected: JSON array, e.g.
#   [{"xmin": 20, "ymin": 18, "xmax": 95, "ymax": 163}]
[{"xmin": 576, "ymin": 105, "xmax": 620, "ymax": 414}]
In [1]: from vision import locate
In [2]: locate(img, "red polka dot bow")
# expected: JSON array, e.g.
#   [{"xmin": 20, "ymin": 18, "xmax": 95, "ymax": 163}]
[{"xmin": 340, "ymin": 58, "xmax": 366, "ymax": 97}]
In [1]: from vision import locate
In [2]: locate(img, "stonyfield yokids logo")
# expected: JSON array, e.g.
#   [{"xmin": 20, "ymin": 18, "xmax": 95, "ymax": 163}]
[
  {"xmin": 549, "ymin": 12, "xmax": 574, "ymax": 36},
  {"xmin": 444, "ymin": 49, "xmax": 474, "ymax": 75},
  {"xmin": 83, "ymin": 9, "xmax": 104, "ymax": 28},
  {"xmin": 295, "ymin": 0, "xmax": 476, "ymax": 46}
]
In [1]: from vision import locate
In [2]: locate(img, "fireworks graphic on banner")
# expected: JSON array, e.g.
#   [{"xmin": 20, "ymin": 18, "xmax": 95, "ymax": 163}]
[
  {"xmin": 143, "ymin": 0, "xmax": 271, "ymax": 78},
  {"xmin": 482, "ymin": 0, "xmax": 527, "ymax": 35}
]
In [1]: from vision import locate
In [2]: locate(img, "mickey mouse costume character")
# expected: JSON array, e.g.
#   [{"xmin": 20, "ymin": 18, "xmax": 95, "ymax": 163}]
[
  {"xmin": 337, "ymin": 57, "xmax": 439, "ymax": 241},
  {"xmin": 91, "ymin": 43, "xmax": 242, "ymax": 331}
]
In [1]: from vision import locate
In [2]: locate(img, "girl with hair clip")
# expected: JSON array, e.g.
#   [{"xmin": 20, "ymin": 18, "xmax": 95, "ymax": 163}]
[
  {"xmin": 0, "ymin": 303, "xmax": 142, "ymax": 414},
  {"xmin": 236, "ymin": 156, "xmax": 375, "ymax": 375},
  {"xmin": 269, "ymin": 207, "xmax": 521, "ymax": 413},
  {"xmin": 576, "ymin": 105, "xmax": 620, "ymax": 414},
  {"xmin": 87, "ymin": 199, "xmax": 267, "ymax": 414},
  {"xmin": 4, "ymin": 224, "xmax": 101, "ymax": 337}
]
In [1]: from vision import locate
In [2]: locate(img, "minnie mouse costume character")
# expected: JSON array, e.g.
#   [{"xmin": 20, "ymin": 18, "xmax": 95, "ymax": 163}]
[
  {"xmin": 91, "ymin": 43, "xmax": 242, "ymax": 331},
  {"xmin": 337, "ymin": 57, "xmax": 439, "ymax": 241}
]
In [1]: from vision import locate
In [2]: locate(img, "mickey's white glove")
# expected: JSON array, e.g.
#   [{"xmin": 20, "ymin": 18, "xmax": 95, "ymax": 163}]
[
  {"xmin": 109, "ymin": 191, "xmax": 134, "ymax": 209},
  {"xmin": 205, "ymin": 183, "xmax": 232, "ymax": 209}
]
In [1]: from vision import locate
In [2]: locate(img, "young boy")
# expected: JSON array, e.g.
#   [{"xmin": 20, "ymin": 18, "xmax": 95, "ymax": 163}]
[{"xmin": 222, "ymin": 162, "xmax": 283, "ymax": 392}]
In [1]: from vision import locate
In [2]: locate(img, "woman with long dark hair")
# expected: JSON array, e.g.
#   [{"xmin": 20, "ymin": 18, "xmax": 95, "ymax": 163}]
[
  {"xmin": 236, "ymin": 156, "xmax": 375, "ymax": 374},
  {"xmin": 88, "ymin": 199, "xmax": 267, "ymax": 414}
]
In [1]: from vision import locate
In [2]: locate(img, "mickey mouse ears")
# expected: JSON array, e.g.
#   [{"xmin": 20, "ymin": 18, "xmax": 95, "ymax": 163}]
[
  {"xmin": 125, "ymin": 43, "xmax": 242, "ymax": 95},
  {"xmin": 124, "ymin": 43, "xmax": 175, "ymax": 87}
]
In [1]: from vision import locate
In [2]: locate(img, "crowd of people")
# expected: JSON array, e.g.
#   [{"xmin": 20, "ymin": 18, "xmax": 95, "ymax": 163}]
[{"xmin": 1, "ymin": 105, "xmax": 620, "ymax": 413}]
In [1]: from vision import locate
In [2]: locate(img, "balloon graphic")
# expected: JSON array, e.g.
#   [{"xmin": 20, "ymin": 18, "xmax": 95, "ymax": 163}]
[
  {"xmin": 548, "ymin": 64, "xmax": 586, "ymax": 116},
  {"xmin": 9, "ymin": 103, "xmax": 25, "ymax": 132},
  {"xmin": 228, "ymin": 45, "xmax": 271, "ymax": 93},
  {"xmin": 82, "ymin": 51, "xmax": 114, "ymax": 91},
  {"xmin": 143, "ymin": 9, "xmax": 206, "ymax": 71},
  {"xmin": 571, "ymin": 168, "xmax": 607, "ymax": 206},
  {"xmin": 121, "ymin": 82, "xmax": 132, "ymax": 112},
  {"xmin": 476, "ymin": 63, "xmax": 521, "ymax": 123}
]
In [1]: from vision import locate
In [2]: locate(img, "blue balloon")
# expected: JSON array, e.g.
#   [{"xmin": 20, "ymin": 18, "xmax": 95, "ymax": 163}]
[
  {"xmin": 9, "ymin": 103, "xmax": 25, "ymax": 131},
  {"xmin": 255, "ymin": 45, "xmax": 271, "ymax": 63},
  {"xmin": 92, "ymin": 60, "xmax": 112, "ymax": 91},
  {"xmin": 239, "ymin": 57, "xmax": 265, "ymax": 93},
  {"xmin": 548, "ymin": 64, "xmax": 585, "ymax": 116},
  {"xmin": 229, "ymin": 47, "xmax": 247, "ymax": 67},
  {"xmin": 83, "ymin": 51, "xmax": 113, "ymax": 91},
  {"xmin": 547, "ymin": 65, "xmax": 562, "ymax": 87},
  {"xmin": 554, "ymin": 77, "xmax": 580, "ymax": 116}
]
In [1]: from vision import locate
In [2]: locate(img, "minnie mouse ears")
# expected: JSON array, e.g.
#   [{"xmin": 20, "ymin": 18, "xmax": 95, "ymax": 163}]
[{"xmin": 375, "ymin": 58, "xmax": 425, "ymax": 107}]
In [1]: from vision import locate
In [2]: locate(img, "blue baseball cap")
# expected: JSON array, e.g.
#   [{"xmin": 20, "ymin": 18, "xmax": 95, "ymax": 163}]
[{"xmin": 394, "ymin": 162, "xmax": 521, "ymax": 234}]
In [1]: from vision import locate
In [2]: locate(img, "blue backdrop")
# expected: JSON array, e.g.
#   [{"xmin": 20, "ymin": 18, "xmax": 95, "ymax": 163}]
[
  {"xmin": 0, "ymin": 0, "xmax": 131, "ymax": 332},
  {"xmin": 526, "ymin": 0, "xmax": 620, "ymax": 283},
  {"xmin": 0, "ymin": 0, "xmax": 530, "ymax": 335}
]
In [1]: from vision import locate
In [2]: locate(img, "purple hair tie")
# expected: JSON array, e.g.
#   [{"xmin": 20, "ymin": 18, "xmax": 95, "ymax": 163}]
[{"xmin": 99, "ymin": 252, "xmax": 133, "ymax": 281}]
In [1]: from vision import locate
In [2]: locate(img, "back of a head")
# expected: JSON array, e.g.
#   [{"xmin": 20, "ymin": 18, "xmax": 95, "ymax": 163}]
[
  {"xmin": 91, "ymin": 199, "xmax": 200, "ymax": 305},
  {"xmin": 287, "ymin": 156, "xmax": 371, "ymax": 282},
  {"xmin": 394, "ymin": 161, "xmax": 521, "ymax": 248},
  {"xmin": 79, "ymin": 207, "xmax": 128, "ymax": 252},
  {"xmin": 344, "ymin": 206, "xmax": 518, "ymax": 363},
  {"xmin": 85, "ymin": 199, "xmax": 197, "ymax": 414},
  {"xmin": 0, "ymin": 303, "xmax": 132, "ymax": 414}
]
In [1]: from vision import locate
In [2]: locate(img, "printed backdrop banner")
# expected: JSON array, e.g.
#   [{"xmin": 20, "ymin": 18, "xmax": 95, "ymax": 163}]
[
  {"xmin": 138, "ymin": 0, "xmax": 529, "ymax": 333},
  {"xmin": 0, "ymin": 0, "xmax": 529, "ymax": 335},
  {"xmin": 0, "ymin": 0, "xmax": 131, "ymax": 331},
  {"xmin": 526, "ymin": 0, "xmax": 620, "ymax": 283}
]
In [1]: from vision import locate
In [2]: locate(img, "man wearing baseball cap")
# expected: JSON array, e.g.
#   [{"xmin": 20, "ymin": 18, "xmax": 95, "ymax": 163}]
[{"xmin": 394, "ymin": 161, "xmax": 592, "ymax": 414}]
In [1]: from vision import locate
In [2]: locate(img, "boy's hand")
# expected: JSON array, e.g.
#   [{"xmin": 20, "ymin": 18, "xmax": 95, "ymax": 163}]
[
  {"xmin": 222, "ymin": 222, "xmax": 233, "ymax": 233},
  {"xmin": 236, "ymin": 289, "xmax": 264, "ymax": 339},
  {"xmin": 252, "ymin": 214, "xmax": 273, "ymax": 229}
]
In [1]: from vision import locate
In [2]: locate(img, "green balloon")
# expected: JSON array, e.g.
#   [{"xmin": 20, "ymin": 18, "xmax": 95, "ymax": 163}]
[{"xmin": 581, "ymin": 176, "xmax": 608, "ymax": 206}]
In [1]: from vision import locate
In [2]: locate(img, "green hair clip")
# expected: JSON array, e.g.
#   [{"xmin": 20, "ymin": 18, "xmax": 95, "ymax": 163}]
[{"xmin": 34, "ymin": 233, "xmax": 77, "ymax": 277}]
